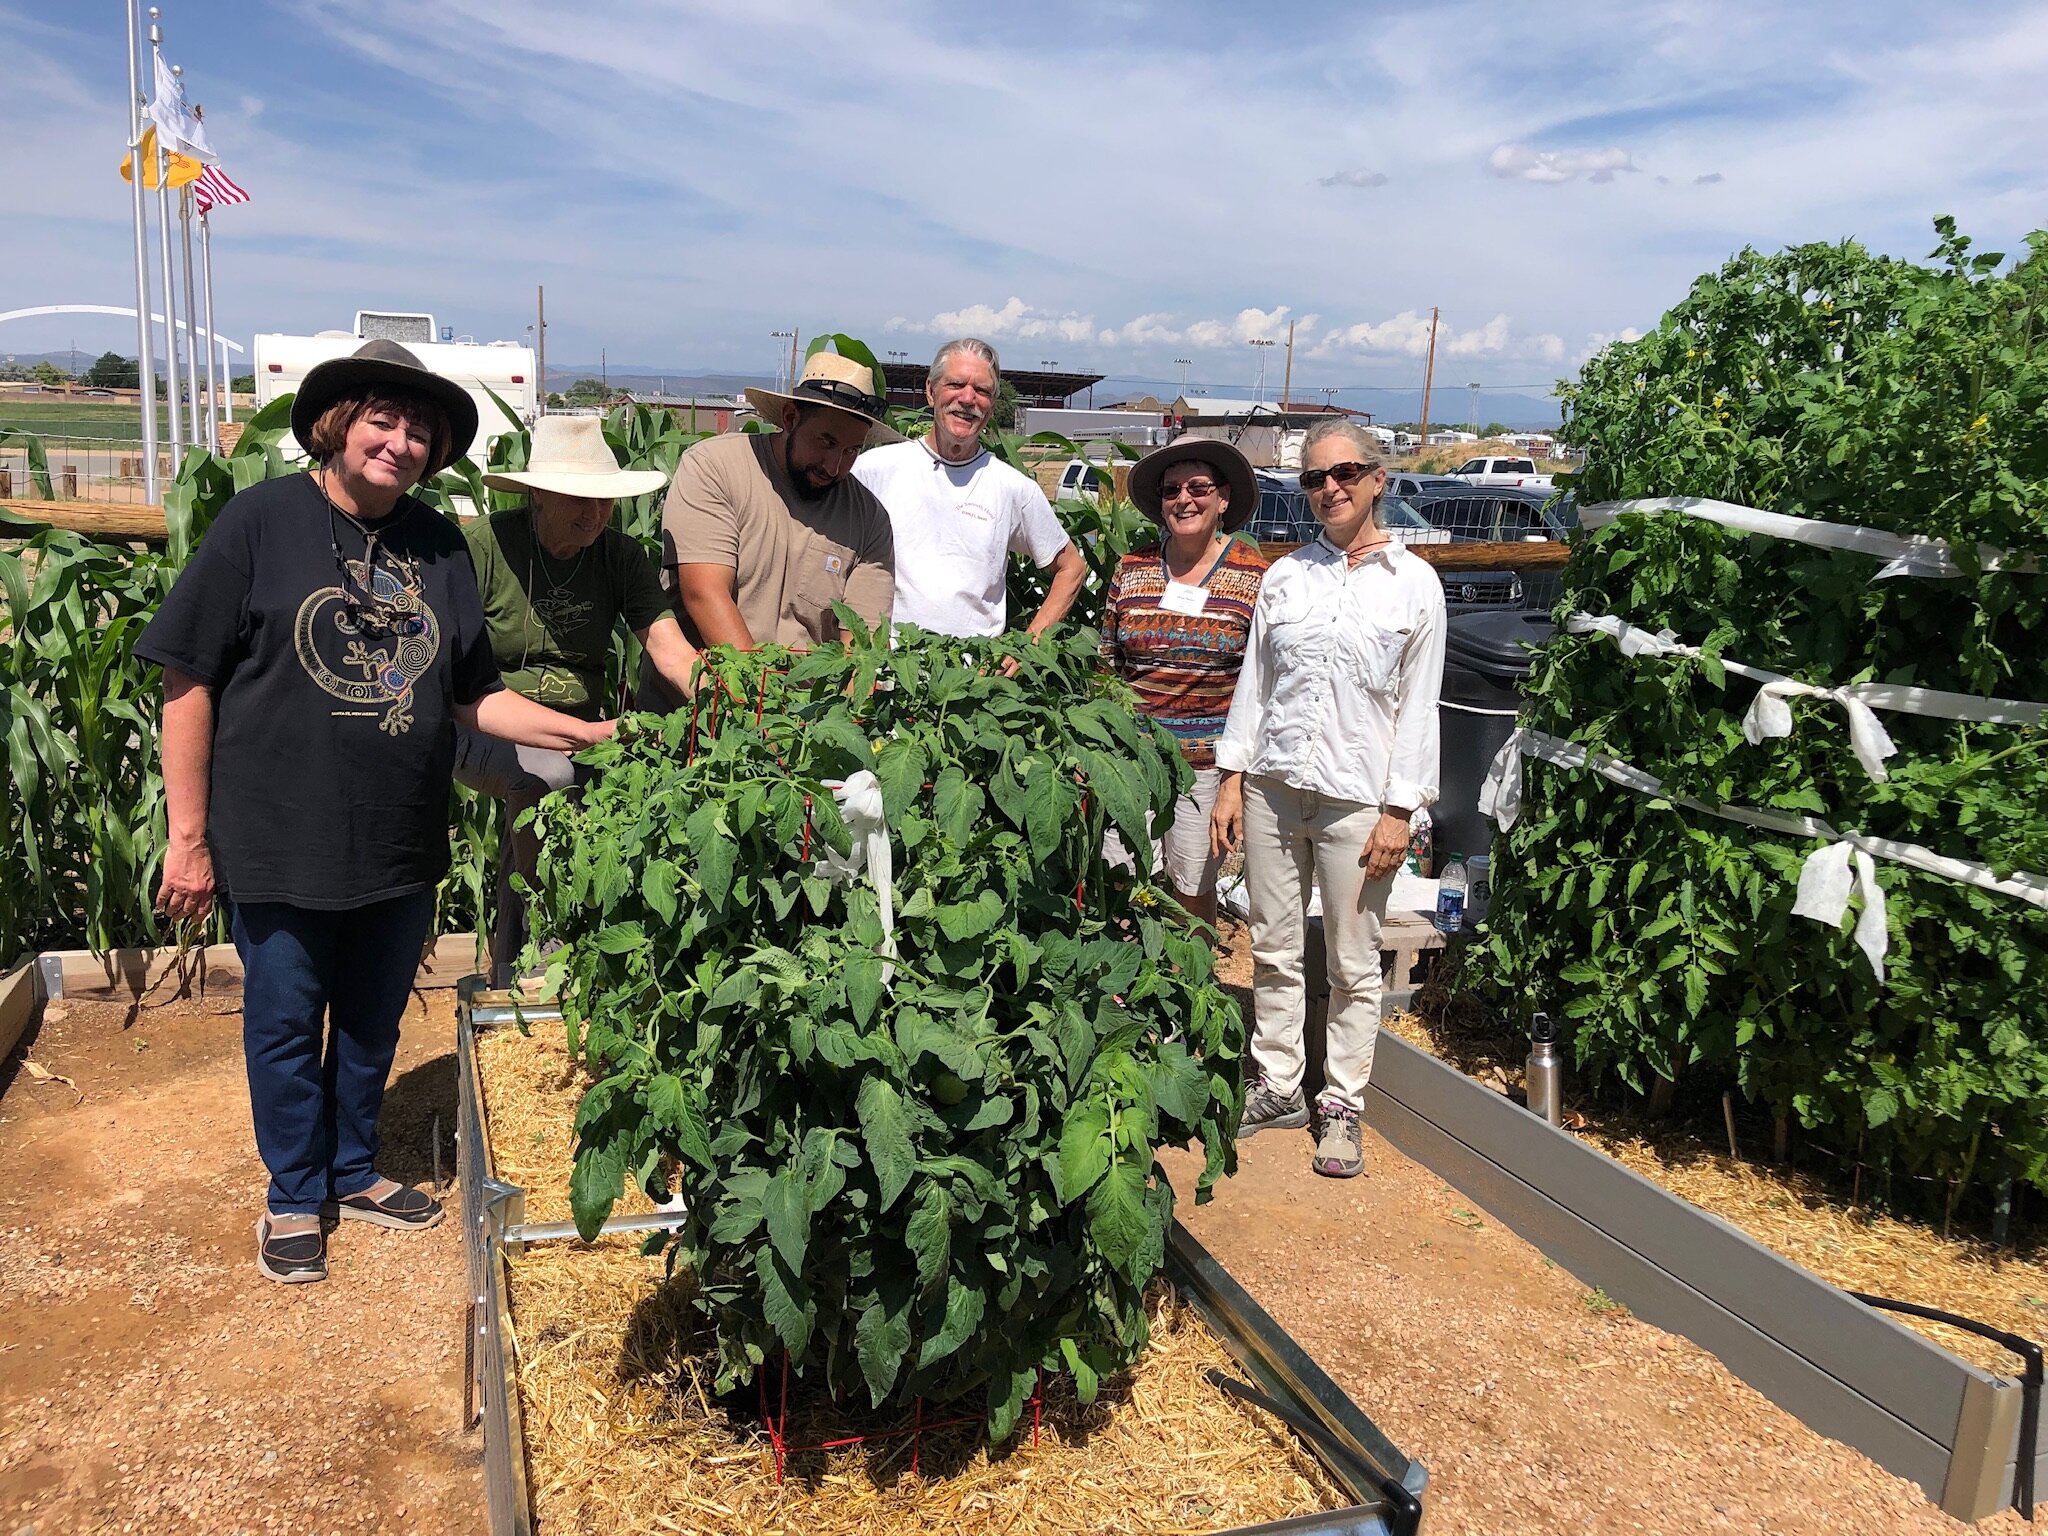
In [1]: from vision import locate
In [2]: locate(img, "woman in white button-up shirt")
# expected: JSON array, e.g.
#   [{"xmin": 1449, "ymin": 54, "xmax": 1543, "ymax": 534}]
[{"xmin": 1211, "ymin": 419, "xmax": 1446, "ymax": 1178}]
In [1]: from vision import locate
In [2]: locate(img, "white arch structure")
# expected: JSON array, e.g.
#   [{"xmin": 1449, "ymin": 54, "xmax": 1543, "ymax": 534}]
[{"xmin": 0, "ymin": 303, "xmax": 245, "ymax": 366}]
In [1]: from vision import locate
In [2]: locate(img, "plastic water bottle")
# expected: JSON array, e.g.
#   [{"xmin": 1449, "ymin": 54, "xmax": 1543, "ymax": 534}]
[{"xmin": 1434, "ymin": 854, "xmax": 1467, "ymax": 934}]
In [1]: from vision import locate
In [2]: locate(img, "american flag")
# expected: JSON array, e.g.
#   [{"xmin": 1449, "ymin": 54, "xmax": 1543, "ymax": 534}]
[{"xmin": 193, "ymin": 165, "xmax": 249, "ymax": 214}]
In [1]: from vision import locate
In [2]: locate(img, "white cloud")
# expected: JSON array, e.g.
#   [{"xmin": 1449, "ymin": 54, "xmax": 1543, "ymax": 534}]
[
  {"xmin": 1488, "ymin": 143, "xmax": 1641, "ymax": 184},
  {"xmin": 894, "ymin": 297, "xmax": 1097, "ymax": 345},
  {"xmin": 899, "ymin": 303, "xmax": 1307, "ymax": 351},
  {"xmin": 1575, "ymin": 326, "xmax": 1646, "ymax": 364},
  {"xmin": 1318, "ymin": 168, "xmax": 1388, "ymax": 188},
  {"xmin": 239, "ymin": 95, "xmax": 265, "ymax": 119}
]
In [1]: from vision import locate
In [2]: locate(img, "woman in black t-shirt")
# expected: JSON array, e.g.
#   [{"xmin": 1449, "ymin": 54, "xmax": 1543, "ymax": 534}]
[{"xmin": 136, "ymin": 340, "xmax": 617, "ymax": 1286}]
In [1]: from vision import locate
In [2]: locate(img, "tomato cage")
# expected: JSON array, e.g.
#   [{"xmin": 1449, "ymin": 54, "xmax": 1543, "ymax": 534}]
[{"xmin": 456, "ymin": 981, "xmax": 1428, "ymax": 1535}]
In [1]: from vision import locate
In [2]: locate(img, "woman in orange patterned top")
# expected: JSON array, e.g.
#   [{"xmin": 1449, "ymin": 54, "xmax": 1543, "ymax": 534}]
[{"xmin": 1102, "ymin": 439, "xmax": 1268, "ymax": 927}]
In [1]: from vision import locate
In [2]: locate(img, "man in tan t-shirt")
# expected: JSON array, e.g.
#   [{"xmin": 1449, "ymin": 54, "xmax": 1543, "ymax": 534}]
[{"xmin": 640, "ymin": 350, "xmax": 898, "ymax": 710}]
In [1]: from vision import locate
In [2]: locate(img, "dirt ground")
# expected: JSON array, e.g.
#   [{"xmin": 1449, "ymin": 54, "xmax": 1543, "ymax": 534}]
[
  {"xmin": 0, "ymin": 987, "xmax": 481, "ymax": 1535},
  {"xmin": 0, "ymin": 943, "xmax": 2040, "ymax": 1536}
]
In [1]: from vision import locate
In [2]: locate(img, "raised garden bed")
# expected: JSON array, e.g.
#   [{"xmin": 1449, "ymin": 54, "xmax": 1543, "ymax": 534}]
[
  {"xmin": 455, "ymin": 983, "xmax": 1428, "ymax": 1536},
  {"xmin": 1361, "ymin": 993, "xmax": 2042, "ymax": 1523}
]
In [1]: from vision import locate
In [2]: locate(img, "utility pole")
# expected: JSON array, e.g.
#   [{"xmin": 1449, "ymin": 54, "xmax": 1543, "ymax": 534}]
[
  {"xmin": 601, "ymin": 348, "xmax": 607, "ymax": 395},
  {"xmin": 1419, "ymin": 305, "xmax": 1439, "ymax": 447},
  {"xmin": 536, "ymin": 284, "xmax": 546, "ymax": 411},
  {"xmin": 787, "ymin": 328, "xmax": 801, "ymax": 392},
  {"xmin": 1468, "ymin": 382, "xmax": 1482, "ymax": 437},
  {"xmin": 1281, "ymin": 320, "xmax": 1295, "ymax": 409},
  {"xmin": 770, "ymin": 329, "xmax": 795, "ymax": 392}
]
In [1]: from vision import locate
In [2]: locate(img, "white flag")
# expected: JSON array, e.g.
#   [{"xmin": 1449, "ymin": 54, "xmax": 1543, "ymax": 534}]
[{"xmin": 149, "ymin": 45, "xmax": 218, "ymax": 165}]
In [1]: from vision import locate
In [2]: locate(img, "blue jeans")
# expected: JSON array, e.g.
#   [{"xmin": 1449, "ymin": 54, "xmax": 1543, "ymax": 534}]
[{"xmin": 230, "ymin": 889, "xmax": 437, "ymax": 1215}]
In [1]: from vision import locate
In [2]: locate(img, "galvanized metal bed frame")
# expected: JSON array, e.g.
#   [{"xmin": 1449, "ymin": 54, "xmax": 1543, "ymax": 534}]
[{"xmin": 455, "ymin": 980, "xmax": 1427, "ymax": 1536}]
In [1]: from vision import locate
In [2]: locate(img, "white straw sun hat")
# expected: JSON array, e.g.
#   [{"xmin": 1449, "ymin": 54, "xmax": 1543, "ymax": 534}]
[{"xmin": 480, "ymin": 415, "xmax": 670, "ymax": 499}]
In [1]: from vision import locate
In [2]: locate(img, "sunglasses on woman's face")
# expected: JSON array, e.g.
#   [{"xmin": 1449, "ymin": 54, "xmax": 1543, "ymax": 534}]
[
  {"xmin": 1299, "ymin": 461, "xmax": 1379, "ymax": 492},
  {"xmin": 1161, "ymin": 478, "xmax": 1221, "ymax": 501}
]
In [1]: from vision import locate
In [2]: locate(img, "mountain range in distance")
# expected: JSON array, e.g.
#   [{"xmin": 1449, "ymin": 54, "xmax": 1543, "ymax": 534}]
[
  {"xmin": 2, "ymin": 348, "xmax": 1562, "ymax": 429},
  {"xmin": 540, "ymin": 362, "xmax": 1562, "ymax": 428}
]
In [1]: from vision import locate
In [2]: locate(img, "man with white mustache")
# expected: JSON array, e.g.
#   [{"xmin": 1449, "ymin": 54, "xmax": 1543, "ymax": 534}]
[{"xmin": 853, "ymin": 337, "xmax": 1085, "ymax": 639}]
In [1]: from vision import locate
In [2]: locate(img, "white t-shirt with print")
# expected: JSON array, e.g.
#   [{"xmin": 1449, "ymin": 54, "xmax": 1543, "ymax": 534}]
[{"xmin": 852, "ymin": 439, "xmax": 1071, "ymax": 637}]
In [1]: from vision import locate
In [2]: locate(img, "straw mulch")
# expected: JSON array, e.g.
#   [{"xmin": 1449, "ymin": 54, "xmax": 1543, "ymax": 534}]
[
  {"xmin": 1385, "ymin": 993, "xmax": 2048, "ymax": 1379},
  {"xmin": 476, "ymin": 1026, "xmax": 1351, "ymax": 1535}
]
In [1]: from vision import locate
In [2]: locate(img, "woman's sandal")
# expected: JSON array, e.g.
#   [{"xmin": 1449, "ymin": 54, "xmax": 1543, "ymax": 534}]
[
  {"xmin": 333, "ymin": 1180, "xmax": 444, "ymax": 1231},
  {"xmin": 256, "ymin": 1212, "xmax": 327, "ymax": 1284}
]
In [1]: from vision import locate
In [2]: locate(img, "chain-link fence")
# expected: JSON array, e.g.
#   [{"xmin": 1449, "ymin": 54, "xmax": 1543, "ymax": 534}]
[{"xmin": 0, "ymin": 435, "xmax": 167, "ymax": 504}]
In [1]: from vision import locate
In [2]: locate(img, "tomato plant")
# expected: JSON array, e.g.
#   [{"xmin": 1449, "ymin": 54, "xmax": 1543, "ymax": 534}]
[
  {"xmin": 526, "ymin": 619, "xmax": 1243, "ymax": 1436},
  {"xmin": 1478, "ymin": 219, "xmax": 2048, "ymax": 1205}
]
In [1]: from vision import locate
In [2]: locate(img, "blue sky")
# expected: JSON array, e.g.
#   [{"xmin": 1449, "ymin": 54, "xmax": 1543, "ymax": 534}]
[{"xmin": 3, "ymin": 1, "xmax": 2045, "ymax": 405}]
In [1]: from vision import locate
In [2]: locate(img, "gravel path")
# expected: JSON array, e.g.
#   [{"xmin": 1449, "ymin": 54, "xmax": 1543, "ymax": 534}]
[
  {"xmin": 1, "ymin": 958, "xmax": 2039, "ymax": 1535},
  {"xmin": 0, "ymin": 990, "xmax": 481, "ymax": 1534}
]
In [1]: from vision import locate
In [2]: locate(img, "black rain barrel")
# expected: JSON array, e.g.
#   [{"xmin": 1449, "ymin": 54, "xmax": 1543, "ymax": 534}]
[{"xmin": 1434, "ymin": 609, "xmax": 1555, "ymax": 864}]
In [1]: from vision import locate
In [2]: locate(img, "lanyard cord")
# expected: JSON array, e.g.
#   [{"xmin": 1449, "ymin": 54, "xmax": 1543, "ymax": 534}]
[{"xmin": 1161, "ymin": 537, "xmax": 1232, "ymax": 589}]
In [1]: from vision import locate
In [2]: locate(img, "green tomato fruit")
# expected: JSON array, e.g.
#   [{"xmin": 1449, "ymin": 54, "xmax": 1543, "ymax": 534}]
[{"xmin": 931, "ymin": 1071, "xmax": 970, "ymax": 1106}]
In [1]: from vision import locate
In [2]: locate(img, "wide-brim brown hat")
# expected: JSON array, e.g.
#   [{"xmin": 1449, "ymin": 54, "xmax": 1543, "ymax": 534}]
[
  {"xmin": 1129, "ymin": 437, "xmax": 1258, "ymax": 533},
  {"xmin": 744, "ymin": 350, "xmax": 903, "ymax": 447},
  {"xmin": 290, "ymin": 339, "xmax": 480, "ymax": 477},
  {"xmin": 480, "ymin": 414, "xmax": 669, "ymax": 499}
]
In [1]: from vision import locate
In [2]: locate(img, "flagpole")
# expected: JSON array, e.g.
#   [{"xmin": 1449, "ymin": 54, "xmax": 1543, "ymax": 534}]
[
  {"xmin": 181, "ymin": 180, "xmax": 204, "ymax": 448},
  {"xmin": 201, "ymin": 209, "xmax": 228, "ymax": 427},
  {"xmin": 149, "ymin": 16, "xmax": 184, "ymax": 468},
  {"xmin": 178, "ymin": 177, "xmax": 204, "ymax": 450},
  {"xmin": 124, "ymin": 0, "xmax": 160, "ymax": 503}
]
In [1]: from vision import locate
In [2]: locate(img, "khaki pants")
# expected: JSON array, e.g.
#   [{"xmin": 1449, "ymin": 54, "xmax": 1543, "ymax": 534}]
[{"xmin": 1243, "ymin": 774, "xmax": 1392, "ymax": 1111}]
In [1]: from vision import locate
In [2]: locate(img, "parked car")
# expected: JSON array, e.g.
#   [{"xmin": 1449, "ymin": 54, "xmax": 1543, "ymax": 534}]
[
  {"xmin": 1406, "ymin": 485, "xmax": 1569, "ymax": 612},
  {"xmin": 1406, "ymin": 485, "xmax": 1570, "ymax": 544},
  {"xmin": 1446, "ymin": 455, "xmax": 1555, "ymax": 491},
  {"xmin": 1247, "ymin": 472, "xmax": 1448, "ymax": 548},
  {"xmin": 1386, "ymin": 471, "xmax": 1464, "ymax": 502}
]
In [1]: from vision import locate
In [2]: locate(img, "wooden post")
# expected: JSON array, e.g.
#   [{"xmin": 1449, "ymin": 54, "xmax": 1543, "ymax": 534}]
[
  {"xmin": 1282, "ymin": 318, "xmax": 1294, "ymax": 409},
  {"xmin": 1419, "ymin": 306, "xmax": 1439, "ymax": 448},
  {"xmin": 60, "ymin": 466, "xmax": 79, "ymax": 498},
  {"xmin": 0, "ymin": 469, "xmax": 10, "ymax": 498},
  {"xmin": 536, "ymin": 284, "xmax": 546, "ymax": 409}
]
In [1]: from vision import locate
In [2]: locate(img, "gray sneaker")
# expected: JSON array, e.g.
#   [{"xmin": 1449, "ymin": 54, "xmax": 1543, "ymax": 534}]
[
  {"xmin": 1312, "ymin": 1100, "xmax": 1364, "ymax": 1178},
  {"xmin": 1239, "ymin": 1078, "xmax": 1310, "ymax": 1139}
]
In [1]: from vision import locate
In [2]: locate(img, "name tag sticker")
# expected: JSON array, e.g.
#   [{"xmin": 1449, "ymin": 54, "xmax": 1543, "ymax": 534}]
[
  {"xmin": 824, "ymin": 554, "xmax": 845, "ymax": 574},
  {"xmin": 1160, "ymin": 581, "xmax": 1209, "ymax": 616}
]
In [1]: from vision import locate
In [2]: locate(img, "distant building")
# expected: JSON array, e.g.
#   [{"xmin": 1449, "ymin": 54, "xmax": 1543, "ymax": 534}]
[
  {"xmin": 618, "ymin": 392, "xmax": 755, "ymax": 433},
  {"xmin": 878, "ymin": 361, "xmax": 1104, "ymax": 409}
]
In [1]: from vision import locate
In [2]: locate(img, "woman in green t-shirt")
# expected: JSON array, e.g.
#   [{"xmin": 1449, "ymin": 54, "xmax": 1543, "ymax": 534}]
[{"xmin": 458, "ymin": 415, "xmax": 703, "ymax": 983}]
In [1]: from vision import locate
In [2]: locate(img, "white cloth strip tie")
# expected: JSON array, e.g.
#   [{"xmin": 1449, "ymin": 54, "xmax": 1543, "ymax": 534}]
[
  {"xmin": 1476, "ymin": 727, "xmax": 2048, "ymax": 979},
  {"xmin": 814, "ymin": 770, "xmax": 897, "ymax": 986},
  {"xmin": 1565, "ymin": 612, "xmax": 2046, "ymax": 783},
  {"xmin": 1577, "ymin": 497, "xmax": 2038, "ymax": 580},
  {"xmin": 1440, "ymin": 700, "xmax": 1524, "ymax": 718}
]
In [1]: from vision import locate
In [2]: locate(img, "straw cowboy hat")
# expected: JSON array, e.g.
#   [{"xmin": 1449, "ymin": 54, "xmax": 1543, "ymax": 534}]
[
  {"xmin": 290, "ymin": 338, "xmax": 479, "ymax": 477},
  {"xmin": 743, "ymin": 351, "xmax": 902, "ymax": 444},
  {"xmin": 480, "ymin": 416, "xmax": 669, "ymax": 499},
  {"xmin": 1128, "ymin": 437, "xmax": 1259, "ymax": 533}
]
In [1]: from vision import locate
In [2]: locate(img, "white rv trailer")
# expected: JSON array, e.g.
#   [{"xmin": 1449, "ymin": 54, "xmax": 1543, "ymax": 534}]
[{"xmin": 252, "ymin": 311, "xmax": 537, "ymax": 465}]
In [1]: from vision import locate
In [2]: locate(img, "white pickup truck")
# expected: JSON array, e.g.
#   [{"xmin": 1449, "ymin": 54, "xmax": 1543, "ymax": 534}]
[{"xmin": 1446, "ymin": 455, "xmax": 1554, "ymax": 491}]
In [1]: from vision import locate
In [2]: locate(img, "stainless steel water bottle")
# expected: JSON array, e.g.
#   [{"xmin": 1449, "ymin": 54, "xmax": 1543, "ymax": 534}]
[{"xmin": 1526, "ymin": 1011, "xmax": 1563, "ymax": 1127}]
